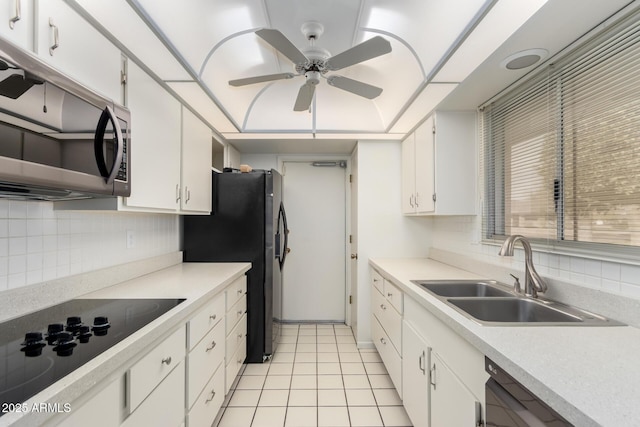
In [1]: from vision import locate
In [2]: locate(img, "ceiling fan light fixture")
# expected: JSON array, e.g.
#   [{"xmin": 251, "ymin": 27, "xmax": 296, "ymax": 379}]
[{"xmin": 501, "ymin": 48, "xmax": 548, "ymax": 70}]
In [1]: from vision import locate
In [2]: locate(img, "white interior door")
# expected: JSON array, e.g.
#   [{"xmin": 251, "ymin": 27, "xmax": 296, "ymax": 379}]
[
  {"xmin": 282, "ymin": 161, "xmax": 346, "ymax": 322},
  {"xmin": 349, "ymin": 149, "xmax": 358, "ymax": 332}
]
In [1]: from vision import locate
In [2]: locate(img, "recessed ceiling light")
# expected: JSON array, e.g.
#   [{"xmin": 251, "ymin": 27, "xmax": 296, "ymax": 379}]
[{"xmin": 501, "ymin": 48, "xmax": 548, "ymax": 70}]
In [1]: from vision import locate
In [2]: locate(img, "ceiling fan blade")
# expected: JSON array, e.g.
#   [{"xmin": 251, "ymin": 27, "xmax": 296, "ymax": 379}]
[
  {"xmin": 293, "ymin": 82, "xmax": 316, "ymax": 111},
  {"xmin": 325, "ymin": 36, "xmax": 392, "ymax": 71},
  {"xmin": 327, "ymin": 76, "xmax": 383, "ymax": 99},
  {"xmin": 256, "ymin": 29, "xmax": 308, "ymax": 65},
  {"xmin": 229, "ymin": 73, "xmax": 295, "ymax": 87}
]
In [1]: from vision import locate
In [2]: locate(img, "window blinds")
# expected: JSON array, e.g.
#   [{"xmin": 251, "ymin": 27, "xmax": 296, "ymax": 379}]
[{"xmin": 483, "ymin": 9, "xmax": 640, "ymax": 250}]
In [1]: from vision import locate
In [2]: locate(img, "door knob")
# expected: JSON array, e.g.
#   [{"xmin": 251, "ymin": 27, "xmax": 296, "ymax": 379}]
[{"xmin": 351, "ymin": 253, "xmax": 358, "ymax": 260}]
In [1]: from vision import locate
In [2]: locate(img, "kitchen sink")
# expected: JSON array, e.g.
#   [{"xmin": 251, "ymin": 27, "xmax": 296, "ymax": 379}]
[
  {"xmin": 411, "ymin": 278, "xmax": 624, "ymax": 326},
  {"xmin": 448, "ymin": 298, "xmax": 582, "ymax": 323},
  {"xmin": 412, "ymin": 280, "xmax": 513, "ymax": 298},
  {"xmin": 445, "ymin": 297, "xmax": 624, "ymax": 326}
]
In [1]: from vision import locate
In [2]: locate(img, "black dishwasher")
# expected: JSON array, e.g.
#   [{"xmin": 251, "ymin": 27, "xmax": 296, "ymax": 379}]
[{"xmin": 485, "ymin": 357, "xmax": 573, "ymax": 426}]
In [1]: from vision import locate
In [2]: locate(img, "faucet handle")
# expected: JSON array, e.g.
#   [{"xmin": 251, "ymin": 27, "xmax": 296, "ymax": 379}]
[{"xmin": 509, "ymin": 274, "xmax": 522, "ymax": 294}]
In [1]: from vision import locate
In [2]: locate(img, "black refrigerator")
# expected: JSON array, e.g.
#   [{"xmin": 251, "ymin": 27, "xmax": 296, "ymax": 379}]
[{"xmin": 183, "ymin": 169, "xmax": 288, "ymax": 363}]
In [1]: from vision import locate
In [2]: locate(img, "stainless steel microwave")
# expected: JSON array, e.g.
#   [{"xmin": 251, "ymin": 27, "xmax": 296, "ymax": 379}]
[{"xmin": 0, "ymin": 37, "xmax": 130, "ymax": 201}]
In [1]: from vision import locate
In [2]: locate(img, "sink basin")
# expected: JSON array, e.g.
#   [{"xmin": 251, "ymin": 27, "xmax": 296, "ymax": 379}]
[
  {"xmin": 446, "ymin": 297, "xmax": 624, "ymax": 326},
  {"xmin": 412, "ymin": 280, "xmax": 513, "ymax": 298},
  {"xmin": 448, "ymin": 298, "xmax": 582, "ymax": 323}
]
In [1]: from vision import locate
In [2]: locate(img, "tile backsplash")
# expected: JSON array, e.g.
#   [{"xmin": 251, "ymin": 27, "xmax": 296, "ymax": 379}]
[
  {"xmin": 0, "ymin": 200, "xmax": 179, "ymax": 291},
  {"xmin": 431, "ymin": 216, "xmax": 640, "ymax": 301}
]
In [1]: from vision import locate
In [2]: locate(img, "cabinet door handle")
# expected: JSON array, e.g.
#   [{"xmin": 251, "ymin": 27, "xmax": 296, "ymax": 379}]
[
  {"xmin": 205, "ymin": 341, "xmax": 216, "ymax": 352},
  {"xmin": 205, "ymin": 390, "xmax": 216, "ymax": 403},
  {"xmin": 161, "ymin": 356, "xmax": 172, "ymax": 365},
  {"xmin": 380, "ymin": 304, "xmax": 386, "ymax": 310},
  {"xmin": 418, "ymin": 351, "xmax": 426, "ymax": 374},
  {"xmin": 237, "ymin": 289, "xmax": 243, "ymax": 295},
  {"xmin": 9, "ymin": 0, "xmax": 21, "ymax": 29},
  {"xmin": 175, "ymin": 184, "xmax": 181, "ymax": 203},
  {"xmin": 415, "ymin": 192, "xmax": 420, "ymax": 207},
  {"xmin": 387, "ymin": 292, "xmax": 393, "ymax": 298},
  {"xmin": 49, "ymin": 18, "xmax": 59, "ymax": 56},
  {"xmin": 185, "ymin": 186, "xmax": 191, "ymax": 204},
  {"xmin": 237, "ymin": 310, "xmax": 244, "ymax": 316},
  {"xmin": 409, "ymin": 194, "xmax": 415, "ymax": 207},
  {"xmin": 430, "ymin": 363, "xmax": 436, "ymax": 389},
  {"xmin": 379, "ymin": 337, "xmax": 386, "ymax": 345},
  {"xmin": 237, "ymin": 333, "xmax": 243, "ymax": 339},
  {"xmin": 209, "ymin": 314, "xmax": 217, "ymax": 321}
]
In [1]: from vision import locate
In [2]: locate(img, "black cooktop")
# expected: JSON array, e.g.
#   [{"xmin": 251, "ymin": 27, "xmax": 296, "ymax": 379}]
[{"xmin": 0, "ymin": 298, "xmax": 184, "ymax": 413}]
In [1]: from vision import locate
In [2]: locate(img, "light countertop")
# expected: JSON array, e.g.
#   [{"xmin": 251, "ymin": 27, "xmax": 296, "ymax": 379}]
[
  {"xmin": 2, "ymin": 262, "xmax": 250, "ymax": 427},
  {"xmin": 370, "ymin": 257, "xmax": 640, "ymax": 427}
]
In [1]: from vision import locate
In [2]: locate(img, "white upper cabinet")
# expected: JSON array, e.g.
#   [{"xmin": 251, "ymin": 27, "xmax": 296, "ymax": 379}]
[
  {"xmin": 36, "ymin": 0, "xmax": 121, "ymax": 101},
  {"xmin": 0, "ymin": 0, "xmax": 34, "ymax": 50},
  {"xmin": 124, "ymin": 61, "xmax": 182, "ymax": 211},
  {"xmin": 402, "ymin": 111, "xmax": 476, "ymax": 215},
  {"xmin": 180, "ymin": 107, "xmax": 212, "ymax": 214}
]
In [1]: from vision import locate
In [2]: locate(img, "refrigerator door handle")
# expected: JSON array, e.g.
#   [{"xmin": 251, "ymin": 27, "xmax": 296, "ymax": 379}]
[{"xmin": 278, "ymin": 201, "xmax": 289, "ymax": 270}]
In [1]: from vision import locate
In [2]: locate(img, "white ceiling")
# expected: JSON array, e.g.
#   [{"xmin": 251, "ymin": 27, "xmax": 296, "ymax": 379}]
[{"xmin": 73, "ymin": 0, "xmax": 636, "ymax": 153}]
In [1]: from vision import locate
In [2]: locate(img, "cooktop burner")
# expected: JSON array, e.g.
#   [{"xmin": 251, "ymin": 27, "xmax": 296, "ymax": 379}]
[{"xmin": 0, "ymin": 298, "xmax": 184, "ymax": 413}]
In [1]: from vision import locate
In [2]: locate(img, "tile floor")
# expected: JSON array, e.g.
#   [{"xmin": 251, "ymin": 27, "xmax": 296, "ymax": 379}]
[{"xmin": 214, "ymin": 323, "xmax": 413, "ymax": 427}]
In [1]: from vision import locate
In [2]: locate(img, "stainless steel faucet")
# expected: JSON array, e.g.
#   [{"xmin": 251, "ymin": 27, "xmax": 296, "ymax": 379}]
[{"xmin": 498, "ymin": 235, "xmax": 548, "ymax": 298}]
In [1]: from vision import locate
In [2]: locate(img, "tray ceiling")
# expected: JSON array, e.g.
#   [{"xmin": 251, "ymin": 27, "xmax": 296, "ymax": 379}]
[{"xmin": 72, "ymin": 0, "xmax": 636, "ymax": 149}]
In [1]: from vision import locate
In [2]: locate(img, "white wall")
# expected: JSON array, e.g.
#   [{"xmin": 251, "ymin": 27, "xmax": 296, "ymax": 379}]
[
  {"xmin": 0, "ymin": 200, "xmax": 180, "ymax": 291},
  {"xmin": 355, "ymin": 141, "xmax": 433, "ymax": 345}
]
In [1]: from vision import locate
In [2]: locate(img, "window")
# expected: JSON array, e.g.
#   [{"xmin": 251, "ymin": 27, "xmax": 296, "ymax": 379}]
[{"xmin": 483, "ymin": 10, "xmax": 640, "ymax": 254}]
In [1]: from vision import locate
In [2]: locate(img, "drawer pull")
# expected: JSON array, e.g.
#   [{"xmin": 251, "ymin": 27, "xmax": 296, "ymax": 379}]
[
  {"xmin": 380, "ymin": 304, "xmax": 386, "ymax": 310},
  {"xmin": 379, "ymin": 337, "xmax": 386, "ymax": 345},
  {"xmin": 205, "ymin": 390, "xmax": 216, "ymax": 403},
  {"xmin": 161, "ymin": 356, "xmax": 172, "ymax": 365},
  {"xmin": 209, "ymin": 314, "xmax": 217, "ymax": 321},
  {"xmin": 206, "ymin": 341, "xmax": 217, "ymax": 352}
]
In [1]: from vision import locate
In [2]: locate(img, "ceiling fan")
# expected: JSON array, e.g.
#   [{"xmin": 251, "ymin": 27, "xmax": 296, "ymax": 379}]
[{"xmin": 228, "ymin": 22, "xmax": 392, "ymax": 111}]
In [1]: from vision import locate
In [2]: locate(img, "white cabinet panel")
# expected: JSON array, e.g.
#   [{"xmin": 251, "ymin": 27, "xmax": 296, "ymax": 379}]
[
  {"xmin": 401, "ymin": 111, "xmax": 476, "ymax": 215},
  {"xmin": 36, "ymin": 0, "xmax": 121, "ymax": 101},
  {"xmin": 51, "ymin": 377, "xmax": 122, "ymax": 427},
  {"xmin": 180, "ymin": 107, "xmax": 212, "ymax": 213},
  {"xmin": 128, "ymin": 326, "xmax": 186, "ymax": 412},
  {"xmin": 0, "ymin": 0, "xmax": 34, "ymax": 50},
  {"xmin": 124, "ymin": 61, "xmax": 181, "ymax": 211},
  {"xmin": 402, "ymin": 321, "xmax": 430, "ymax": 427},
  {"xmin": 430, "ymin": 352, "xmax": 480, "ymax": 427},
  {"xmin": 122, "ymin": 361, "xmax": 185, "ymax": 427}
]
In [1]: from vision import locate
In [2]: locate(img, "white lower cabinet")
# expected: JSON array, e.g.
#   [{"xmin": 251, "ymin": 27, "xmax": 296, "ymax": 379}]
[
  {"xmin": 371, "ymin": 267, "xmax": 488, "ymax": 427},
  {"xmin": 49, "ymin": 377, "xmax": 123, "ymax": 427},
  {"xmin": 430, "ymin": 351, "xmax": 481, "ymax": 427},
  {"xmin": 402, "ymin": 321, "xmax": 430, "ymax": 427},
  {"xmin": 122, "ymin": 361, "xmax": 185, "ymax": 427}
]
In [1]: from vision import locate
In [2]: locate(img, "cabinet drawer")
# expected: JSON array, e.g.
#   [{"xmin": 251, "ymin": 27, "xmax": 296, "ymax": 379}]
[
  {"xmin": 371, "ymin": 269, "xmax": 384, "ymax": 294},
  {"xmin": 128, "ymin": 327, "xmax": 186, "ymax": 412},
  {"xmin": 188, "ymin": 321, "xmax": 225, "ymax": 409},
  {"xmin": 226, "ymin": 313, "xmax": 247, "ymax": 361},
  {"xmin": 372, "ymin": 316, "xmax": 402, "ymax": 397},
  {"xmin": 189, "ymin": 292, "xmax": 224, "ymax": 350},
  {"xmin": 226, "ymin": 294, "xmax": 247, "ymax": 335},
  {"xmin": 188, "ymin": 364, "xmax": 225, "ymax": 427},
  {"xmin": 383, "ymin": 280, "xmax": 403, "ymax": 314},
  {"xmin": 226, "ymin": 275, "xmax": 247, "ymax": 309},
  {"xmin": 226, "ymin": 336, "xmax": 246, "ymax": 394},
  {"xmin": 372, "ymin": 286, "xmax": 401, "ymax": 355},
  {"xmin": 122, "ymin": 361, "xmax": 185, "ymax": 427}
]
